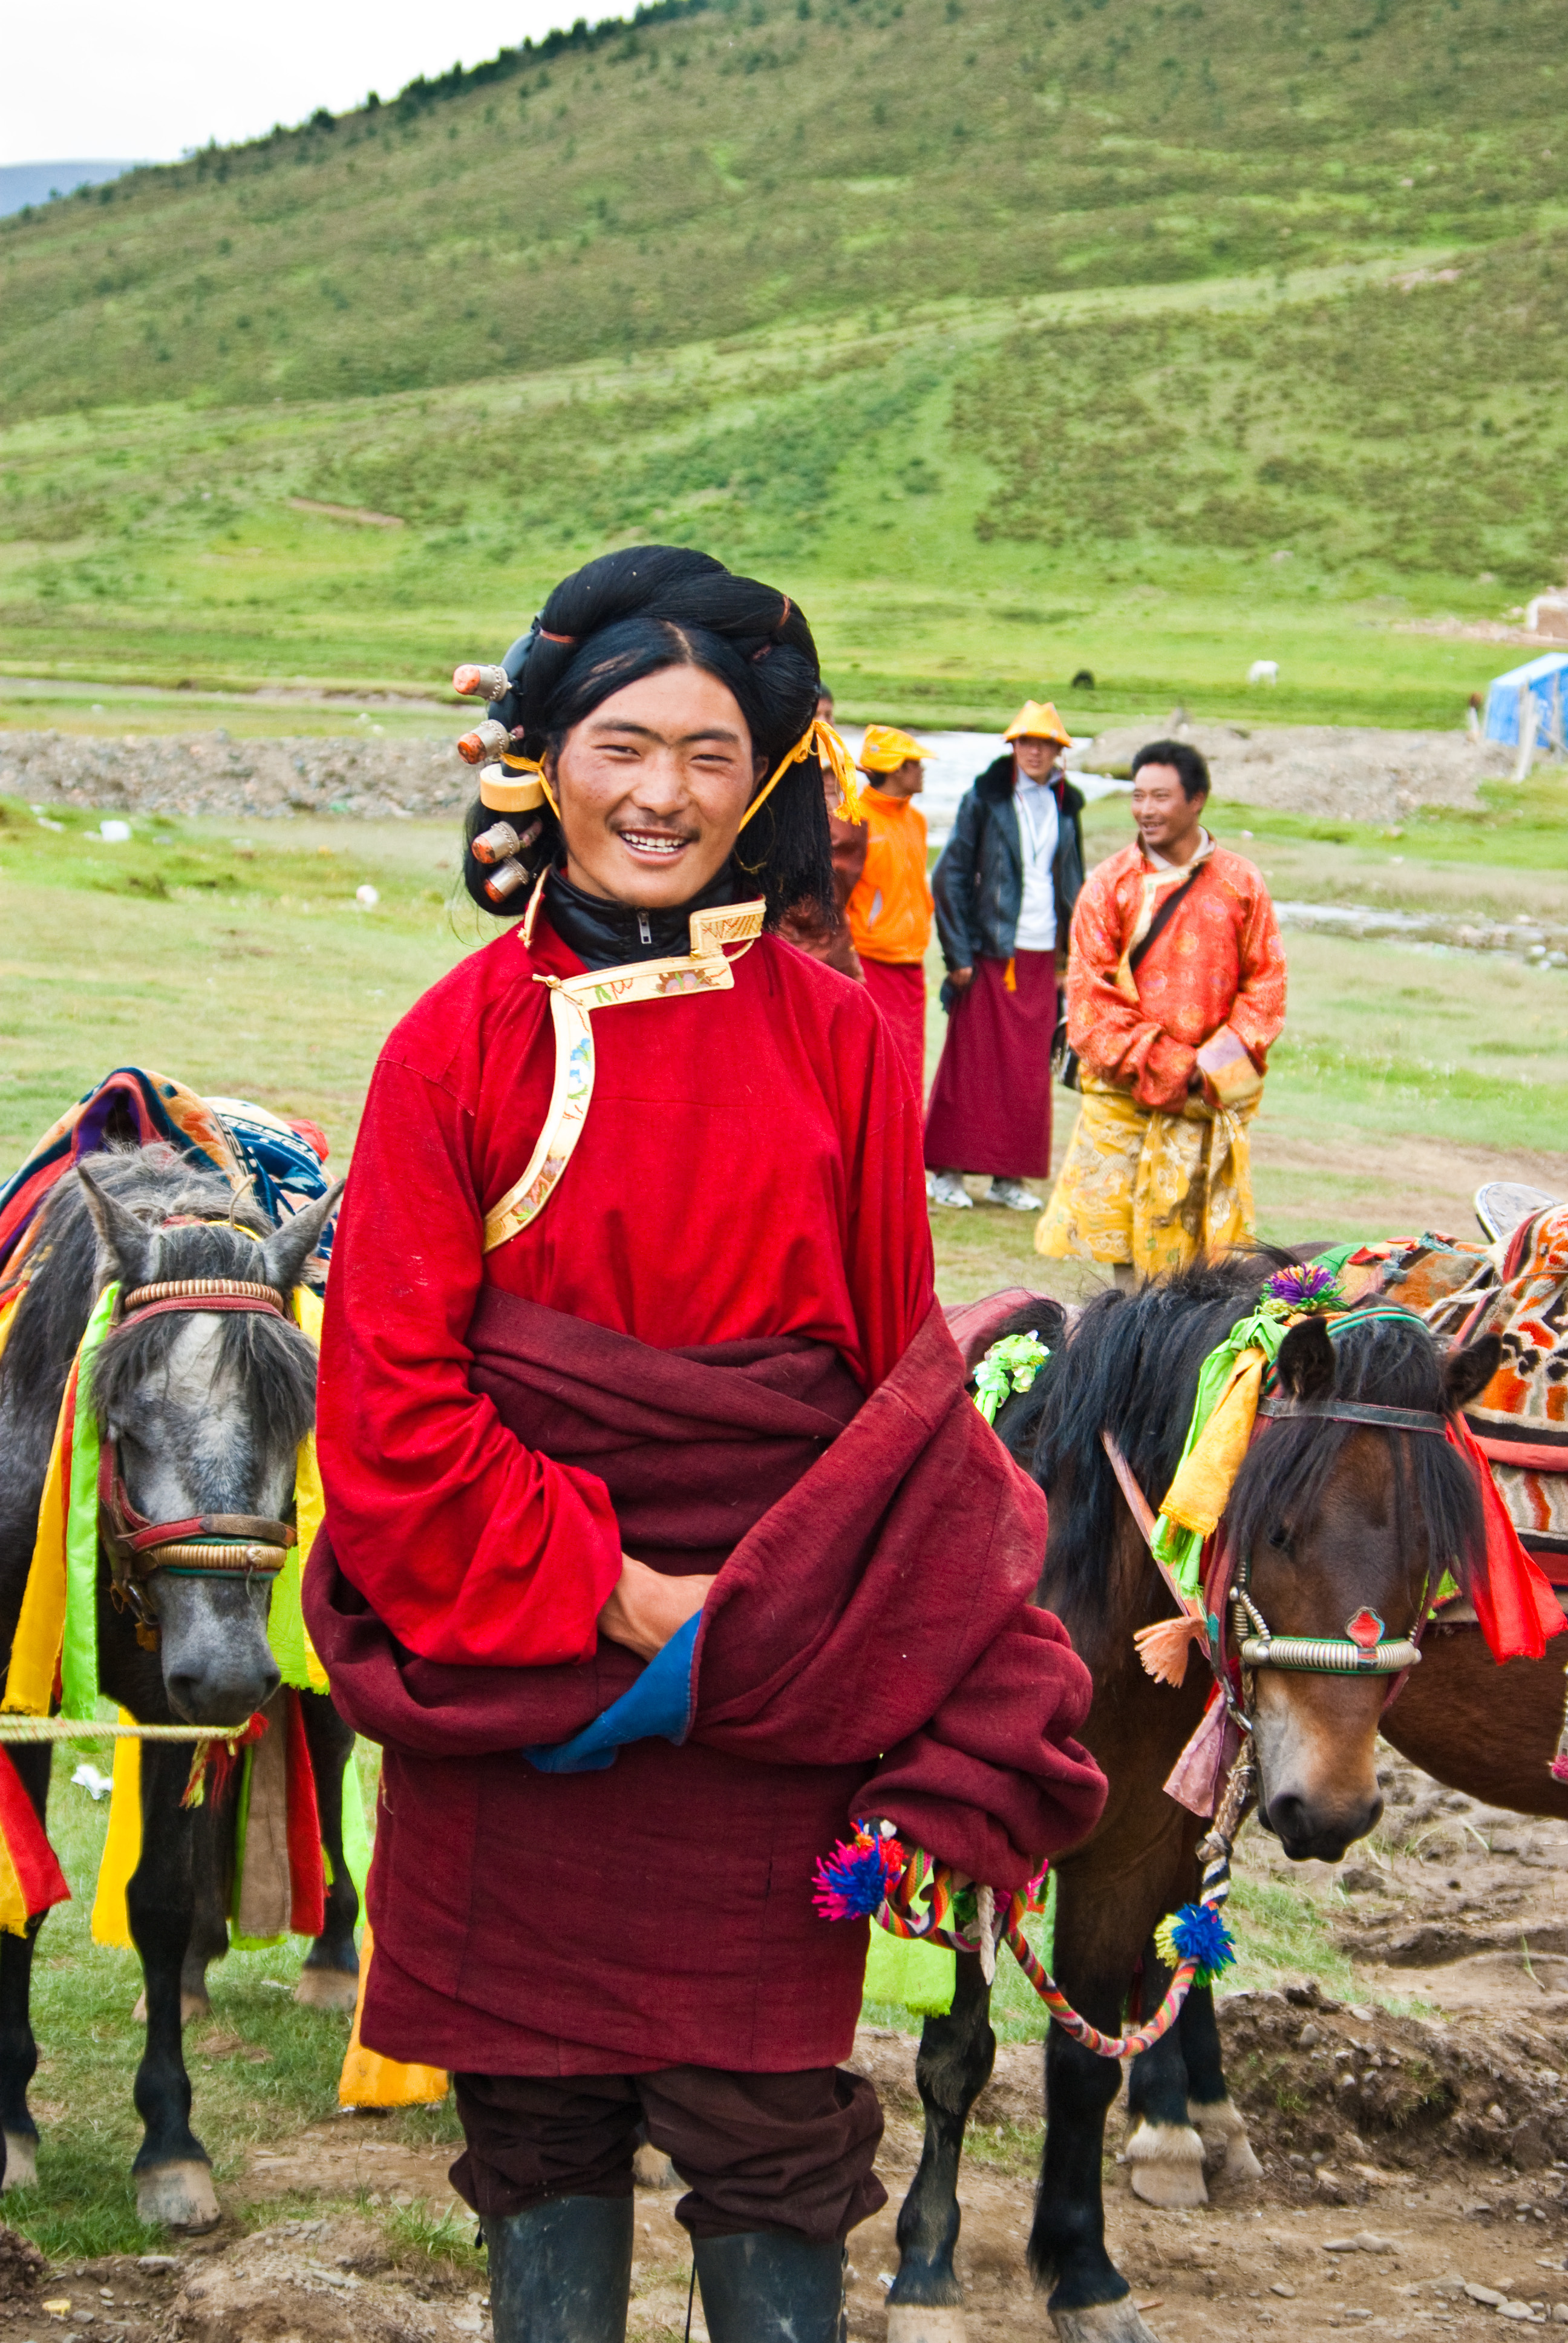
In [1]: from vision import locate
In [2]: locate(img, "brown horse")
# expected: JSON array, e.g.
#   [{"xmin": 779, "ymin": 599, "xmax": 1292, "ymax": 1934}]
[{"xmin": 884, "ymin": 1257, "xmax": 1506, "ymax": 2343}]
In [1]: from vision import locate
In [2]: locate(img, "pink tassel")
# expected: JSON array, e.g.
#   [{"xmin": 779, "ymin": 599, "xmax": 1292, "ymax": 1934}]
[{"xmin": 1134, "ymin": 1614, "xmax": 1204, "ymax": 1688}]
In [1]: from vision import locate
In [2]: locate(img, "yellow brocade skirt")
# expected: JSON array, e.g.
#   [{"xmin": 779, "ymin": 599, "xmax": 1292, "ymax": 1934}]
[{"xmin": 1034, "ymin": 1076, "xmax": 1258, "ymax": 1276}]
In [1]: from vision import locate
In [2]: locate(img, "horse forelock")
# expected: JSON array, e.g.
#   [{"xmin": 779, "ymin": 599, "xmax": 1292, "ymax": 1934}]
[
  {"xmin": 1227, "ymin": 1303, "xmax": 1486, "ymax": 1596},
  {"xmin": 1, "ymin": 1144, "xmax": 316, "ymax": 1509}
]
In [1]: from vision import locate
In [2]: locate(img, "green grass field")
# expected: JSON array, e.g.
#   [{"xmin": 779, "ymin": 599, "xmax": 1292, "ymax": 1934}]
[
  {"xmin": 2, "ymin": 0, "xmax": 1566, "ymax": 716},
  {"xmin": 3, "ymin": 781, "xmax": 1564, "ymax": 1256}
]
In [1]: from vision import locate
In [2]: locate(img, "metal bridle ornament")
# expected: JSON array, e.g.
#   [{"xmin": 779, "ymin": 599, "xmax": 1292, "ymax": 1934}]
[{"xmin": 1225, "ymin": 1392, "xmax": 1446, "ymax": 1683}]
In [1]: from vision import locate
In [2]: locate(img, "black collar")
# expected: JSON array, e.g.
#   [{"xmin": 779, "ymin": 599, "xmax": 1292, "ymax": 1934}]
[{"xmin": 543, "ymin": 861, "xmax": 744, "ymax": 971}]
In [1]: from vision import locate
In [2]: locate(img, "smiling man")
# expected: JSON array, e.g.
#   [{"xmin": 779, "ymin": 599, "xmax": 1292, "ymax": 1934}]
[
  {"xmin": 1034, "ymin": 736, "xmax": 1287, "ymax": 1284},
  {"xmin": 305, "ymin": 549, "xmax": 1105, "ymax": 2343}
]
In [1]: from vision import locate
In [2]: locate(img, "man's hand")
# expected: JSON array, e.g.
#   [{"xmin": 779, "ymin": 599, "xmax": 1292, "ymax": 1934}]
[
  {"xmin": 949, "ymin": 966, "xmax": 974, "ymax": 992},
  {"xmin": 598, "ymin": 1555, "xmax": 714, "ymax": 1662}
]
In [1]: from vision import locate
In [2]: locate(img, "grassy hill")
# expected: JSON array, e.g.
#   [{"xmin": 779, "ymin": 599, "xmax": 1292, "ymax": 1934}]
[{"xmin": 2, "ymin": 0, "xmax": 1566, "ymax": 717}]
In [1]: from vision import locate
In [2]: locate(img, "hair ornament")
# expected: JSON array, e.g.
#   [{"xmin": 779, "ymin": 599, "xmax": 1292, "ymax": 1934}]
[
  {"xmin": 480, "ymin": 755, "xmax": 558, "ymax": 818},
  {"xmin": 738, "ymin": 718, "xmax": 865, "ymax": 834},
  {"xmin": 538, "ymin": 627, "xmax": 577, "ymax": 646}
]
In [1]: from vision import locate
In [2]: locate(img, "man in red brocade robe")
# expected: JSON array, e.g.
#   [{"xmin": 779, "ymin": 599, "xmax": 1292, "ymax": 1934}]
[{"xmin": 307, "ymin": 549, "xmax": 1104, "ymax": 2343}]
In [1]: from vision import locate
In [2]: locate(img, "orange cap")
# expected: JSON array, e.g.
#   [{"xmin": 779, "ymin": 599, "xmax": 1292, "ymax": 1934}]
[{"xmin": 858, "ymin": 724, "xmax": 934, "ymax": 773}]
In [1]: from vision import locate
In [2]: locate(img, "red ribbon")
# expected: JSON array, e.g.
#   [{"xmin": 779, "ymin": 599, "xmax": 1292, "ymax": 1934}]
[{"xmin": 1446, "ymin": 1415, "xmax": 1566, "ymax": 1662}]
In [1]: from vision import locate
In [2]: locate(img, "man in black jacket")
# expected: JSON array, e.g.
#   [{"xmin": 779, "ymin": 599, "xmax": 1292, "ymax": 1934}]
[{"xmin": 924, "ymin": 702, "xmax": 1086, "ymax": 1210}]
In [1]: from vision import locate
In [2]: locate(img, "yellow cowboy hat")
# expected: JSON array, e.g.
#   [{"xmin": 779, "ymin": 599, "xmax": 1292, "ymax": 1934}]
[
  {"xmin": 858, "ymin": 724, "xmax": 934, "ymax": 773},
  {"xmin": 1004, "ymin": 700, "xmax": 1072, "ymax": 747}
]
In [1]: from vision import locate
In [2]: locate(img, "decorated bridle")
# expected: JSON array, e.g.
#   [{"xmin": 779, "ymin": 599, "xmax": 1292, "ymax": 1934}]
[
  {"xmin": 97, "ymin": 1274, "xmax": 298, "ymax": 1639},
  {"xmin": 1104, "ymin": 1384, "xmax": 1439, "ymax": 1731},
  {"xmin": 1226, "ymin": 1391, "xmax": 1443, "ymax": 1679}
]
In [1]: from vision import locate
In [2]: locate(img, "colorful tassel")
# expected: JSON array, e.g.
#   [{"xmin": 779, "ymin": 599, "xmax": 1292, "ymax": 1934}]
[
  {"xmin": 812, "ymin": 1826, "xmax": 905, "ymax": 1922},
  {"xmin": 1134, "ymin": 1613, "xmax": 1207, "ymax": 1688},
  {"xmin": 1263, "ymin": 1262, "xmax": 1347, "ymax": 1312},
  {"xmin": 1154, "ymin": 1899, "xmax": 1236, "ymax": 1989}
]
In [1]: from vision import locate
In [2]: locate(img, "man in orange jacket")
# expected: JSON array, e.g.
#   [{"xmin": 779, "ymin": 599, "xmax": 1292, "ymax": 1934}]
[{"xmin": 847, "ymin": 726, "xmax": 934, "ymax": 1103}]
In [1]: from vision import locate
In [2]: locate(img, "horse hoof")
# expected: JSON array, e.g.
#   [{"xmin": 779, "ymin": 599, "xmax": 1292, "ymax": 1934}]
[
  {"xmin": 631, "ymin": 2143, "xmax": 679, "ymax": 2189},
  {"xmin": 1, "ymin": 2132, "xmax": 38, "ymax": 2192},
  {"xmin": 131, "ymin": 1990, "xmax": 210, "ymax": 2025},
  {"xmin": 1050, "ymin": 2301, "xmax": 1161, "ymax": 2343},
  {"xmin": 1125, "ymin": 2118, "xmax": 1208, "ymax": 2208},
  {"xmin": 887, "ymin": 2310, "xmax": 969, "ymax": 2343},
  {"xmin": 1189, "ymin": 2096, "xmax": 1263, "ymax": 2186},
  {"xmin": 136, "ymin": 2160, "xmax": 220, "ymax": 2230},
  {"xmin": 293, "ymin": 1968, "xmax": 359, "ymax": 2012}
]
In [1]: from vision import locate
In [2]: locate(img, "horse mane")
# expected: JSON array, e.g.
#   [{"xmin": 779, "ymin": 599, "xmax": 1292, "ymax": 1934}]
[
  {"xmin": 992, "ymin": 1262, "xmax": 1489, "ymax": 1640},
  {"xmin": 993, "ymin": 1255, "xmax": 1285, "ymax": 1628},
  {"xmin": 1226, "ymin": 1305, "xmax": 1486, "ymax": 1596}
]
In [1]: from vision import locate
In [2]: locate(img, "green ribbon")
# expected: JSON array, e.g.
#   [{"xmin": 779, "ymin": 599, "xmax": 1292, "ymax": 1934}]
[
  {"xmin": 973, "ymin": 1332, "xmax": 1051, "ymax": 1426},
  {"xmin": 61, "ymin": 1283, "xmax": 118, "ymax": 1720}
]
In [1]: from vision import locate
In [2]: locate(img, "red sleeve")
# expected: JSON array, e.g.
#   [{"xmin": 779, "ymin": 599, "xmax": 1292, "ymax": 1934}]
[
  {"xmin": 1226, "ymin": 879, "xmax": 1288, "ymax": 1071},
  {"xmin": 1066, "ymin": 864, "xmax": 1196, "ymax": 1112},
  {"xmin": 834, "ymin": 985, "xmax": 936, "ymax": 1389},
  {"xmin": 316, "ymin": 1052, "xmax": 624, "ymax": 1670}
]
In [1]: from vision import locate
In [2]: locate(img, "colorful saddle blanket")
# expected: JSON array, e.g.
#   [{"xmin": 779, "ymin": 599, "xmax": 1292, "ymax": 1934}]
[
  {"xmin": 0, "ymin": 1067, "xmax": 333, "ymax": 1285},
  {"xmin": 1458, "ymin": 1205, "xmax": 1568, "ymax": 1577}
]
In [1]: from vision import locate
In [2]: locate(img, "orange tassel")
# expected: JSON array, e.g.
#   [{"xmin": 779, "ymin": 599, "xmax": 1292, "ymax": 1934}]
[
  {"xmin": 1003, "ymin": 957, "xmax": 1017, "ymax": 992},
  {"xmin": 1134, "ymin": 1614, "xmax": 1205, "ymax": 1688}
]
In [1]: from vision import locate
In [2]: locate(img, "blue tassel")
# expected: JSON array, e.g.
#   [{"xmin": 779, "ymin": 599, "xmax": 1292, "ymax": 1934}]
[{"xmin": 1154, "ymin": 1901, "xmax": 1236, "ymax": 1987}]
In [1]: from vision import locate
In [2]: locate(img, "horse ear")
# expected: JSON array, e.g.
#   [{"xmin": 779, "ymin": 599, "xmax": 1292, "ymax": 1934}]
[
  {"xmin": 258, "ymin": 1181, "xmax": 345, "ymax": 1297},
  {"xmin": 1275, "ymin": 1316, "xmax": 1336, "ymax": 1401},
  {"xmin": 75, "ymin": 1161, "xmax": 153, "ymax": 1292},
  {"xmin": 1443, "ymin": 1331, "xmax": 1502, "ymax": 1415}
]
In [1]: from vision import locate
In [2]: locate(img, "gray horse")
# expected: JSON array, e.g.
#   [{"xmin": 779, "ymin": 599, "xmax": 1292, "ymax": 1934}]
[{"xmin": 0, "ymin": 1143, "xmax": 347, "ymax": 2227}]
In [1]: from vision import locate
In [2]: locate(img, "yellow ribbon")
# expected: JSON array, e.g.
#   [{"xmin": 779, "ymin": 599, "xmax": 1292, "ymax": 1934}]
[{"xmin": 738, "ymin": 719, "xmax": 865, "ymax": 832}]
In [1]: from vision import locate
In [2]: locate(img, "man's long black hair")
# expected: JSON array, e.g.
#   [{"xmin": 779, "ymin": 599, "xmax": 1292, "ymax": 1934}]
[{"xmin": 461, "ymin": 545, "xmax": 834, "ymax": 929}]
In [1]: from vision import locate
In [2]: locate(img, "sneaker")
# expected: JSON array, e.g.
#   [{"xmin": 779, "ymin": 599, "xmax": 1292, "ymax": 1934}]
[
  {"xmin": 929, "ymin": 1171, "xmax": 973, "ymax": 1210},
  {"xmin": 987, "ymin": 1178, "xmax": 1039, "ymax": 1213}
]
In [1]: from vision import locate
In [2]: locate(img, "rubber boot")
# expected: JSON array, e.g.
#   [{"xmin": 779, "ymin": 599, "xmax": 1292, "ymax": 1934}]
[
  {"xmin": 482, "ymin": 2195, "xmax": 633, "ymax": 2342},
  {"xmin": 693, "ymin": 2230, "xmax": 847, "ymax": 2343}
]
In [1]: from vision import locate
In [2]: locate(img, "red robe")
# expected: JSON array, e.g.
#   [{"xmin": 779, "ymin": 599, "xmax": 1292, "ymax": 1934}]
[
  {"xmin": 319, "ymin": 916, "xmax": 933, "ymax": 1676},
  {"xmin": 316, "ymin": 912, "xmax": 1100, "ymax": 2074}
]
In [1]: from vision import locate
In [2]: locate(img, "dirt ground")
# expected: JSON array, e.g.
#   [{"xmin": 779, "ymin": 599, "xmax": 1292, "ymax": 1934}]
[
  {"xmin": 1079, "ymin": 722, "xmax": 1521, "ymax": 821},
  {"xmin": 3, "ymin": 1751, "xmax": 1568, "ymax": 2339}
]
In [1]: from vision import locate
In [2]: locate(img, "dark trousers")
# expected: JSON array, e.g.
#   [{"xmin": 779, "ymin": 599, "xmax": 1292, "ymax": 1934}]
[{"xmin": 451, "ymin": 2064, "xmax": 886, "ymax": 2241}]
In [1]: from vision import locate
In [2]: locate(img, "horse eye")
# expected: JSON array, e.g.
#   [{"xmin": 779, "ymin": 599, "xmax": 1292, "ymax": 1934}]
[{"xmin": 1267, "ymin": 1521, "xmax": 1291, "ymax": 1551}]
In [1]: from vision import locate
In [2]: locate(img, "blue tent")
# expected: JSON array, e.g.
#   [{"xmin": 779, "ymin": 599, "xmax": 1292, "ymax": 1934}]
[{"xmin": 1483, "ymin": 650, "xmax": 1568, "ymax": 750}]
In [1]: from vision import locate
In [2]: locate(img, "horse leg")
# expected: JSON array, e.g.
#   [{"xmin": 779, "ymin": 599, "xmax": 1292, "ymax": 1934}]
[
  {"xmin": 886, "ymin": 1951, "xmax": 996, "ymax": 2343},
  {"xmin": 127, "ymin": 1743, "xmax": 218, "ymax": 2230},
  {"xmin": 135, "ymin": 1791, "xmax": 228, "ymax": 2026},
  {"xmin": 0, "ymin": 1743, "xmax": 51, "ymax": 2191},
  {"xmin": 1031, "ymin": 1854, "xmax": 1163, "ymax": 2343},
  {"xmin": 295, "ymin": 1689, "xmax": 360, "ymax": 2010},
  {"xmin": 1123, "ymin": 1942, "xmax": 1207, "ymax": 2209},
  {"xmin": 1179, "ymin": 1981, "xmax": 1261, "ymax": 2187}
]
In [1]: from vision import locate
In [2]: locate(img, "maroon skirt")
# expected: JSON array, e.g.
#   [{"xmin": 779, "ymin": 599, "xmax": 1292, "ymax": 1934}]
[
  {"xmin": 923, "ymin": 952, "xmax": 1056, "ymax": 1179},
  {"xmin": 860, "ymin": 959, "xmax": 927, "ymax": 1106}
]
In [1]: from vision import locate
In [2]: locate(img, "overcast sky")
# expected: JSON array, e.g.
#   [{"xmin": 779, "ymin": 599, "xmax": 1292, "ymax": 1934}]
[{"xmin": 2, "ymin": 0, "xmax": 607, "ymax": 166}]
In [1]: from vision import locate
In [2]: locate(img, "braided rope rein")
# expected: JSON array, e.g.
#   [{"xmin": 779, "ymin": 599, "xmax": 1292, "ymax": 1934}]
[{"xmin": 871, "ymin": 1744, "xmax": 1255, "ymax": 2062}]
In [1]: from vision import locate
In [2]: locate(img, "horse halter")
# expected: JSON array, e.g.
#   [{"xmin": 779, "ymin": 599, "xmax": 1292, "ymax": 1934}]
[
  {"xmin": 97, "ymin": 1276, "xmax": 298, "ymax": 1633},
  {"xmin": 1226, "ymin": 1394, "xmax": 1448, "ymax": 1679}
]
